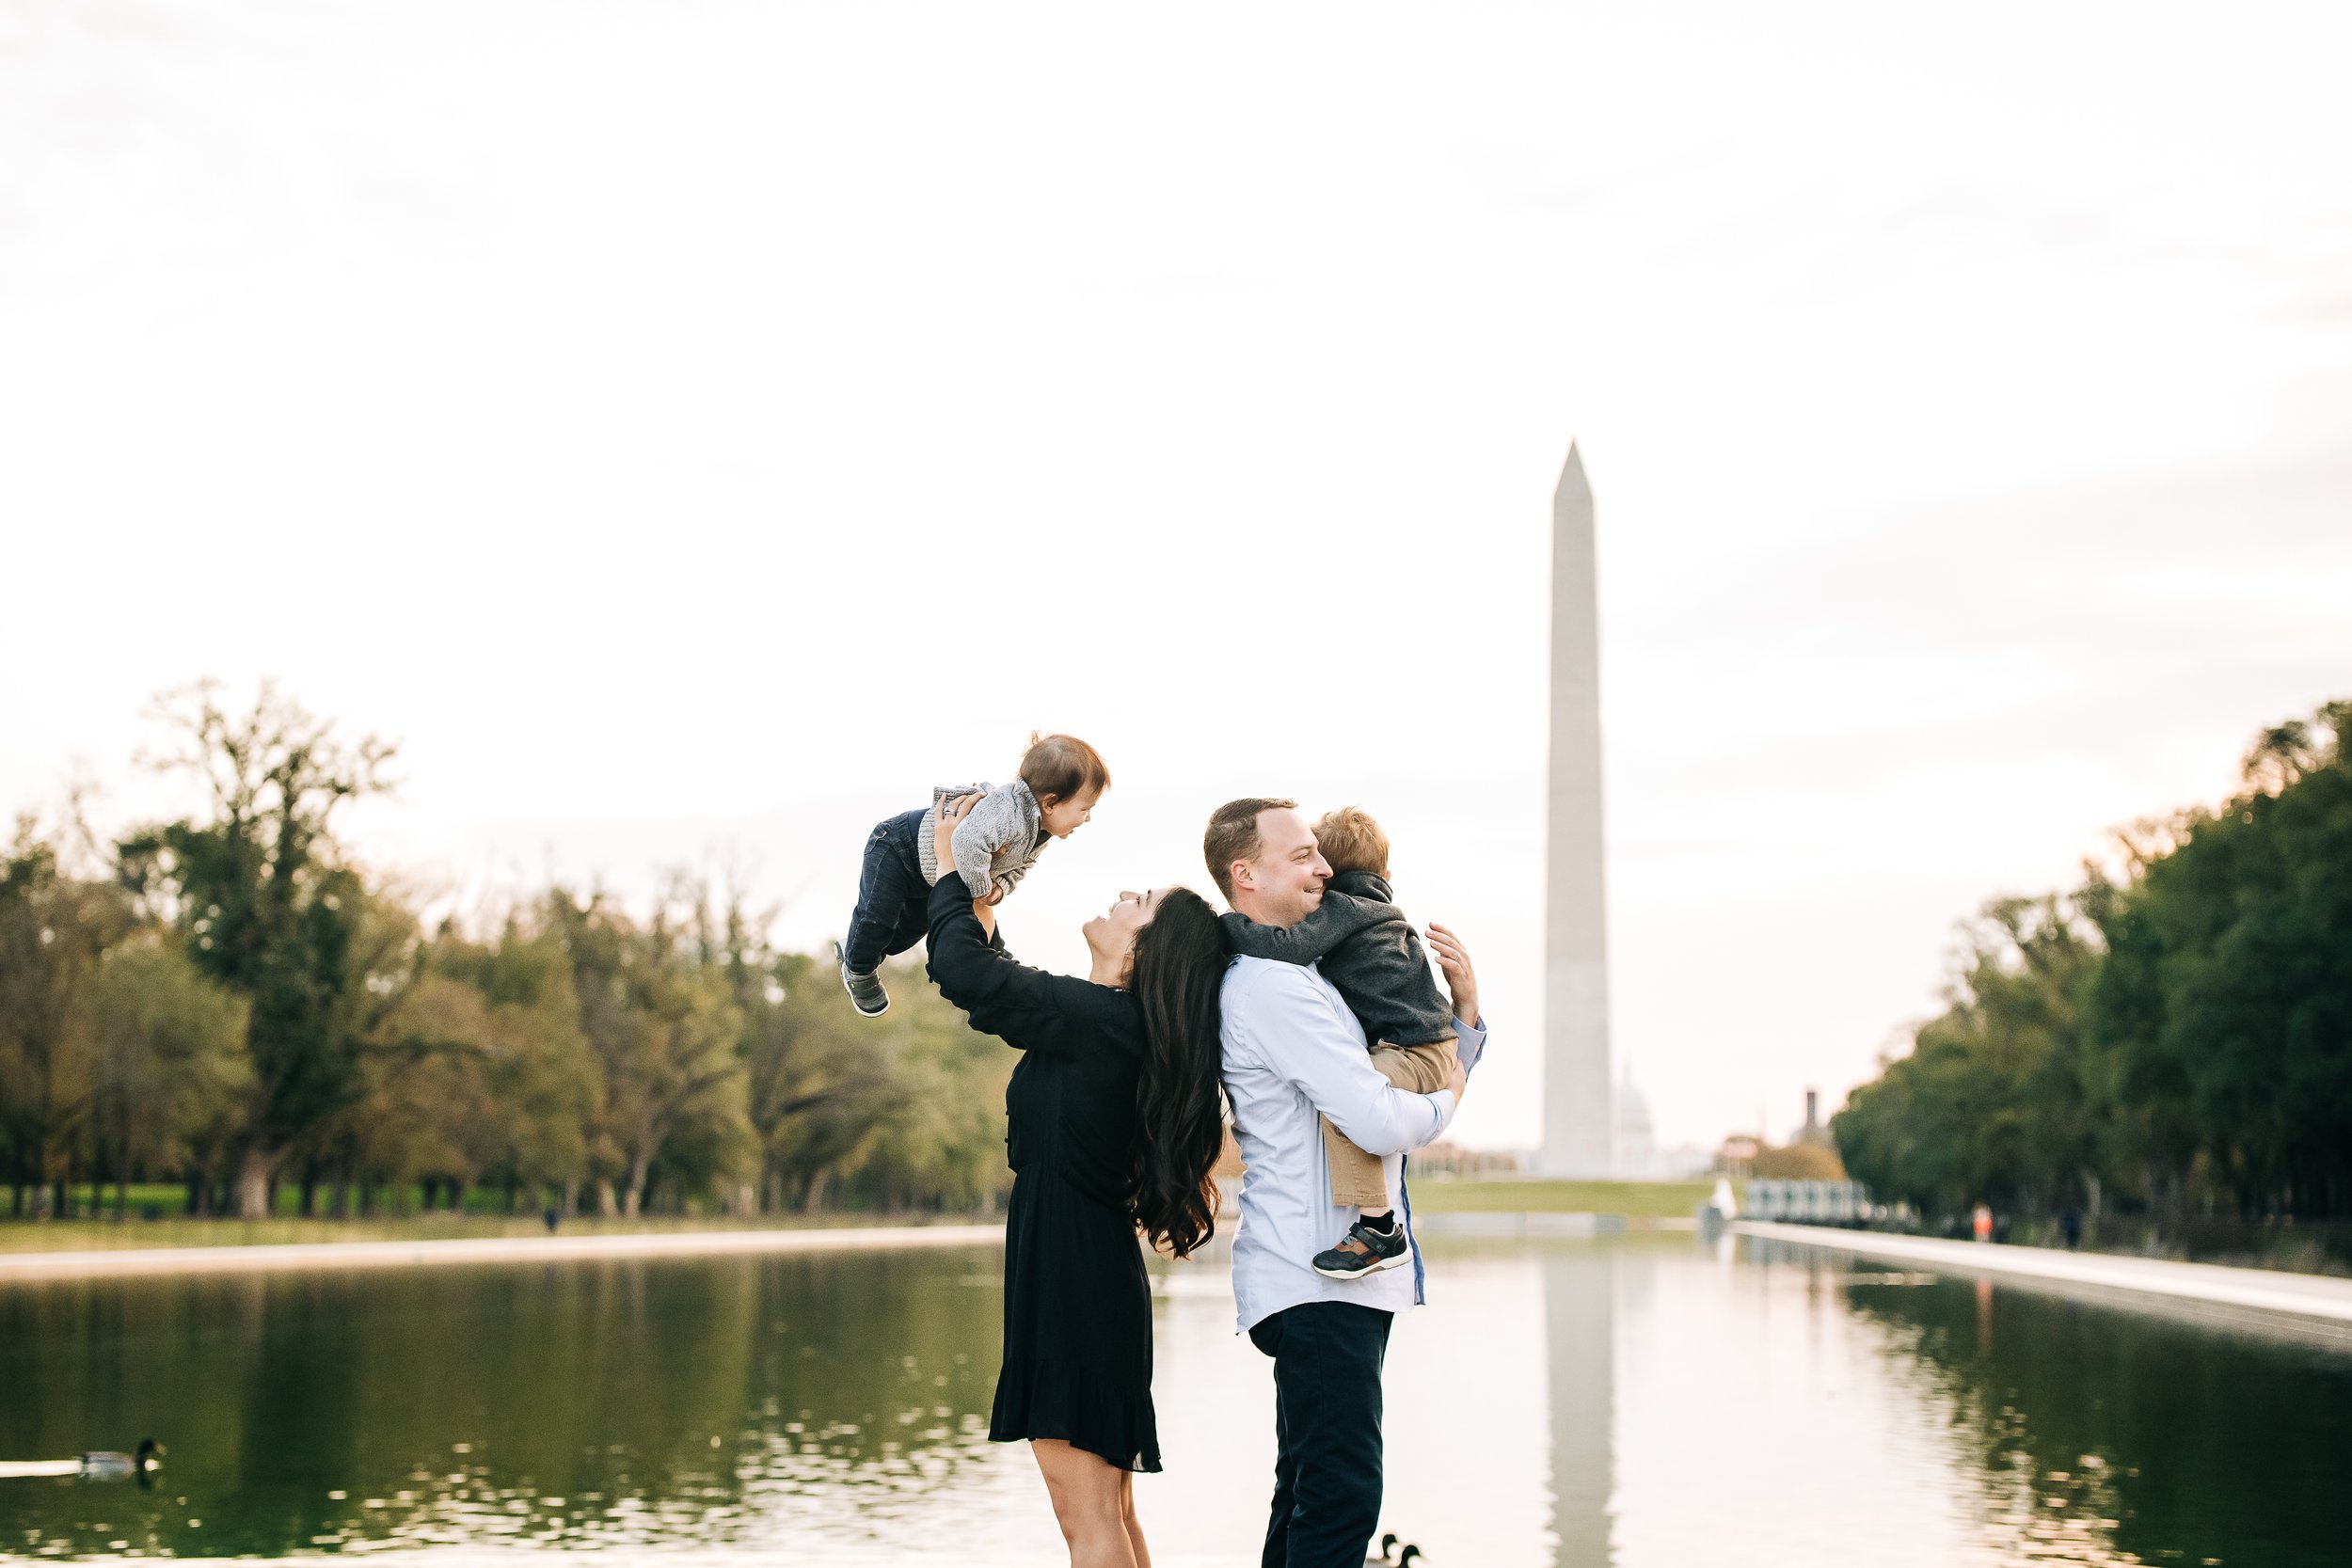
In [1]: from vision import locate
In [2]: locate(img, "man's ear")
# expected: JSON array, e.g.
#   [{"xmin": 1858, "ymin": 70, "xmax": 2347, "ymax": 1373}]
[{"xmin": 1230, "ymin": 859, "xmax": 1255, "ymax": 893}]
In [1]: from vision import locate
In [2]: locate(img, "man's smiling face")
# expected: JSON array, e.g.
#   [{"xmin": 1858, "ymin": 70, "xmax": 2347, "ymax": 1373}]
[{"xmin": 1235, "ymin": 806, "xmax": 1329, "ymax": 928}]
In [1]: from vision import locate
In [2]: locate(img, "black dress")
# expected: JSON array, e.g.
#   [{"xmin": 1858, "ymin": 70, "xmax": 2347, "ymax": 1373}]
[{"xmin": 924, "ymin": 873, "xmax": 1160, "ymax": 1473}]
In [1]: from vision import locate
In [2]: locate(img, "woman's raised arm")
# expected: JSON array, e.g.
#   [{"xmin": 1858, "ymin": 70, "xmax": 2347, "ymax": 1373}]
[{"xmin": 923, "ymin": 854, "xmax": 1119, "ymax": 1054}]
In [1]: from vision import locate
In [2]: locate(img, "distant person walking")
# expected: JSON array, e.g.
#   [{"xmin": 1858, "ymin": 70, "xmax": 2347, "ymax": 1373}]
[
  {"xmin": 1204, "ymin": 799, "xmax": 1486, "ymax": 1568},
  {"xmin": 924, "ymin": 797, "xmax": 1229, "ymax": 1568}
]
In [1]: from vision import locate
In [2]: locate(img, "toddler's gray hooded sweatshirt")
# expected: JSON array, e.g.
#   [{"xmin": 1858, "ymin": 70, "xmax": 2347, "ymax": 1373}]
[{"xmin": 1220, "ymin": 869, "xmax": 1454, "ymax": 1048}]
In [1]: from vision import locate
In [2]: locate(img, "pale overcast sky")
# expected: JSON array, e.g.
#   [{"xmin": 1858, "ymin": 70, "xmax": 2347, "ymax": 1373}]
[{"xmin": 6, "ymin": 1, "xmax": 2351, "ymax": 1152}]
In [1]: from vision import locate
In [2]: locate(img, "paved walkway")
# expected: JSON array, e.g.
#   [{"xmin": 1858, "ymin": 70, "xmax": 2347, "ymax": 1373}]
[
  {"xmin": 1736, "ymin": 1220, "xmax": 2352, "ymax": 1327},
  {"xmin": 0, "ymin": 1223, "xmax": 1006, "ymax": 1282}
]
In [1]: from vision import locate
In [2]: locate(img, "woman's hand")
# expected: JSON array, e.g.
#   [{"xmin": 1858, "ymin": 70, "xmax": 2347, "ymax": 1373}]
[
  {"xmin": 932, "ymin": 793, "xmax": 977, "ymax": 872},
  {"xmin": 973, "ymin": 898, "xmax": 997, "ymax": 940},
  {"xmin": 1427, "ymin": 922, "xmax": 1480, "ymax": 1028}
]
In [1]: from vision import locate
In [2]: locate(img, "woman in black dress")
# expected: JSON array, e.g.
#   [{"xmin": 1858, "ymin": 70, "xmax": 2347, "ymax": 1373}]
[{"xmin": 925, "ymin": 800, "xmax": 1228, "ymax": 1568}]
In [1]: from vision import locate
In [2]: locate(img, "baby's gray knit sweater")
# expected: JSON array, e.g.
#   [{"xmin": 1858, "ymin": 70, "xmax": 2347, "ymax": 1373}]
[{"xmin": 915, "ymin": 781, "xmax": 1047, "ymax": 900}]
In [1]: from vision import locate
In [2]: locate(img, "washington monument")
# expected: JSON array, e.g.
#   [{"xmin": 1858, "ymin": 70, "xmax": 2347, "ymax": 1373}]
[{"xmin": 1541, "ymin": 443, "xmax": 1614, "ymax": 1178}]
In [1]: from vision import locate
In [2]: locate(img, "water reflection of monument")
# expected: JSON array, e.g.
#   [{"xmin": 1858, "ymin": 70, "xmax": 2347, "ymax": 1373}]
[{"xmin": 1543, "ymin": 1244, "xmax": 1617, "ymax": 1568}]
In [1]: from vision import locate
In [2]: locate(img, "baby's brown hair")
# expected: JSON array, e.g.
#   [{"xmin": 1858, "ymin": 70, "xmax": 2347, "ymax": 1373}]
[
  {"xmin": 1311, "ymin": 806, "xmax": 1391, "ymax": 879},
  {"xmin": 1020, "ymin": 733, "xmax": 1111, "ymax": 805}
]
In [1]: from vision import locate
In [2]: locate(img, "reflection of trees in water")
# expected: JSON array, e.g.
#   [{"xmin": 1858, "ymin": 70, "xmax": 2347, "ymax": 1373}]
[
  {"xmin": 0, "ymin": 1246, "xmax": 1008, "ymax": 1556},
  {"xmin": 1842, "ymin": 1267, "xmax": 2352, "ymax": 1568}
]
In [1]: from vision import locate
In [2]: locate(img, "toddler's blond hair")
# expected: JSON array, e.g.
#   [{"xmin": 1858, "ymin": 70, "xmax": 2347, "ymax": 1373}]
[{"xmin": 1311, "ymin": 806, "xmax": 1390, "ymax": 880}]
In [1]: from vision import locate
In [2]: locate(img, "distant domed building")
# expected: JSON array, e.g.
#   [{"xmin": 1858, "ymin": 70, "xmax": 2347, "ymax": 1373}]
[
  {"xmin": 1613, "ymin": 1064, "xmax": 1713, "ymax": 1179},
  {"xmin": 1614, "ymin": 1064, "xmax": 1653, "ymax": 1175}
]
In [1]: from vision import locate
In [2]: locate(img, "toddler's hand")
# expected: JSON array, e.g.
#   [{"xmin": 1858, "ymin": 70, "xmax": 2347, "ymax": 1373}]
[
  {"xmin": 1427, "ymin": 922, "xmax": 1481, "ymax": 1028},
  {"xmin": 984, "ymin": 884, "xmax": 1007, "ymax": 907}
]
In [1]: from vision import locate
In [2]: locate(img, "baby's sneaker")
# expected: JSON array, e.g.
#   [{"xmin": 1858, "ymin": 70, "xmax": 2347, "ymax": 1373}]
[
  {"xmin": 839, "ymin": 955, "xmax": 890, "ymax": 1017},
  {"xmin": 1311, "ymin": 1216, "xmax": 1409, "ymax": 1279}
]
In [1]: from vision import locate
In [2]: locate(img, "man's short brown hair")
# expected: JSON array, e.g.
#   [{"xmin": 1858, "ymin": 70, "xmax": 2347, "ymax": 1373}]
[
  {"xmin": 1311, "ymin": 806, "xmax": 1390, "ymax": 879},
  {"xmin": 1202, "ymin": 797, "xmax": 1297, "ymax": 902},
  {"xmin": 1019, "ymin": 733, "xmax": 1111, "ymax": 804}
]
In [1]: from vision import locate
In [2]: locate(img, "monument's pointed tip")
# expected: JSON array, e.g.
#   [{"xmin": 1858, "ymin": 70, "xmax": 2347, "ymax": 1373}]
[{"xmin": 1554, "ymin": 439, "xmax": 1592, "ymax": 509}]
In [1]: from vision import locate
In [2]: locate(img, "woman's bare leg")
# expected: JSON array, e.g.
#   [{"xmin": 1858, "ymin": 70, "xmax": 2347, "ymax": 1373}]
[
  {"xmin": 1119, "ymin": 1468, "xmax": 1152, "ymax": 1568},
  {"xmin": 1031, "ymin": 1439, "xmax": 1141, "ymax": 1568}
]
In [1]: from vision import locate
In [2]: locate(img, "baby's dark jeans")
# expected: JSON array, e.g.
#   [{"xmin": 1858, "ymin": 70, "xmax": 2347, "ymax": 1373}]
[{"xmin": 842, "ymin": 809, "xmax": 931, "ymax": 974}]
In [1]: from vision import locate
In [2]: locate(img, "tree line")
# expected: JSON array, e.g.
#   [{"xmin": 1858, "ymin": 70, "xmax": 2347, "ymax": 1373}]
[
  {"xmin": 1835, "ymin": 700, "xmax": 2352, "ymax": 1224},
  {"xmin": 0, "ymin": 685, "xmax": 1012, "ymax": 1222}
]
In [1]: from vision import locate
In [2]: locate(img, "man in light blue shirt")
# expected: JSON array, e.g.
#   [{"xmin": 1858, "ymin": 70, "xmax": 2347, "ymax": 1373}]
[{"xmin": 1204, "ymin": 798, "xmax": 1486, "ymax": 1568}]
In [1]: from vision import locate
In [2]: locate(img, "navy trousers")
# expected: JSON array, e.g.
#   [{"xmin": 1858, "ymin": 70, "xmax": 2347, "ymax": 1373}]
[
  {"xmin": 1248, "ymin": 1301, "xmax": 1394, "ymax": 1568},
  {"xmin": 841, "ymin": 810, "xmax": 931, "ymax": 974}
]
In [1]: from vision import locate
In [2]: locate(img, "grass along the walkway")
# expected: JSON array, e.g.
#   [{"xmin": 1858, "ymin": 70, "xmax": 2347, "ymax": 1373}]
[
  {"xmin": 0, "ymin": 1211, "xmax": 994, "ymax": 1254},
  {"xmin": 2, "ymin": 1179, "xmax": 1723, "ymax": 1253},
  {"xmin": 1406, "ymin": 1178, "xmax": 1719, "ymax": 1218}
]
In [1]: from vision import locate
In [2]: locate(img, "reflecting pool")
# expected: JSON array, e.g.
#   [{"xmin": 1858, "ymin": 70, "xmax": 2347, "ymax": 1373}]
[{"xmin": 3, "ymin": 1233, "xmax": 2347, "ymax": 1565}]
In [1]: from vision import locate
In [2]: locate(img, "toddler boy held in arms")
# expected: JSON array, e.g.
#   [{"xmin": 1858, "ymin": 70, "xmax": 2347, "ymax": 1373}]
[
  {"xmin": 1221, "ymin": 806, "xmax": 1458, "ymax": 1279},
  {"xmin": 838, "ymin": 733, "xmax": 1109, "ymax": 1017}
]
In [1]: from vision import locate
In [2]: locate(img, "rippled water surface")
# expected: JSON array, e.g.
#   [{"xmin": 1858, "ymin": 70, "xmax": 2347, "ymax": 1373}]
[{"xmin": 3, "ymin": 1234, "xmax": 2347, "ymax": 1565}]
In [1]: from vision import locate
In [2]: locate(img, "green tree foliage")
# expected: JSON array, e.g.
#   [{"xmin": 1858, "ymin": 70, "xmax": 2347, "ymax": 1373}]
[
  {"xmin": 1836, "ymin": 700, "xmax": 2352, "ymax": 1222},
  {"xmin": 1836, "ymin": 895, "xmax": 2102, "ymax": 1217},
  {"xmin": 87, "ymin": 934, "xmax": 251, "ymax": 1215},
  {"xmin": 745, "ymin": 950, "xmax": 906, "ymax": 1210},
  {"xmin": 548, "ymin": 883, "xmax": 753, "ymax": 1218},
  {"xmin": 2083, "ymin": 702, "xmax": 2352, "ymax": 1217},
  {"xmin": 809, "ymin": 960, "xmax": 1015, "ymax": 1212},
  {"xmin": 746, "ymin": 949, "xmax": 1010, "ymax": 1213},
  {"xmin": 0, "ymin": 686, "xmax": 1019, "ymax": 1225},
  {"xmin": 0, "ymin": 820, "xmax": 128, "ymax": 1215},
  {"xmin": 1749, "ymin": 1142, "xmax": 1847, "ymax": 1180},
  {"xmin": 370, "ymin": 916, "xmax": 602, "ymax": 1211},
  {"xmin": 116, "ymin": 682, "xmax": 398, "ymax": 1216}
]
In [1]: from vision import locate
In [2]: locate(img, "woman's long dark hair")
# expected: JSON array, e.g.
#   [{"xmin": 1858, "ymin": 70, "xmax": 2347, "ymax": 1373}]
[{"xmin": 1126, "ymin": 887, "xmax": 1229, "ymax": 1259}]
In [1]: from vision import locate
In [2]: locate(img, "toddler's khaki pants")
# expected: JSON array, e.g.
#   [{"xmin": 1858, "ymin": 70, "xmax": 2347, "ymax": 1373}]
[{"xmin": 1324, "ymin": 1037, "xmax": 1457, "ymax": 1210}]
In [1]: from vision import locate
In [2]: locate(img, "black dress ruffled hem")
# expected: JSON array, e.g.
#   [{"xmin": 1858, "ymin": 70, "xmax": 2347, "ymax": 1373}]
[{"xmin": 989, "ymin": 1355, "xmax": 1164, "ymax": 1474}]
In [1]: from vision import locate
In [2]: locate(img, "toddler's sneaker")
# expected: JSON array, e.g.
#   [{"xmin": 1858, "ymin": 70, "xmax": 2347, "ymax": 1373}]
[
  {"xmin": 838, "ymin": 949, "xmax": 890, "ymax": 1017},
  {"xmin": 1311, "ymin": 1216, "xmax": 1409, "ymax": 1279}
]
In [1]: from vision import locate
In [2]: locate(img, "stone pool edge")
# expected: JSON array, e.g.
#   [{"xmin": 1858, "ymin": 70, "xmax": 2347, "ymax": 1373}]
[
  {"xmin": 0, "ymin": 1223, "xmax": 1008, "ymax": 1281},
  {"xmin": 1735, "ymin": 1220, "xmax": 2352, "ymax": 1335}
]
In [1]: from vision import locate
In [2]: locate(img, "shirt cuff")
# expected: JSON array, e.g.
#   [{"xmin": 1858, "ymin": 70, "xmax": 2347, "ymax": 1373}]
[{"xmin": 1452, "ymin": 1016, "xmax": 1487, "ymax": 1076}]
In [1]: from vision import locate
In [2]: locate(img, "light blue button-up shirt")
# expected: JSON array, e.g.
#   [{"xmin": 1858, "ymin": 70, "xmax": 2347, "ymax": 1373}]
[{"xmin": 1219, "ymin": 954, "xmax": 1487, "ymax": 1333}]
